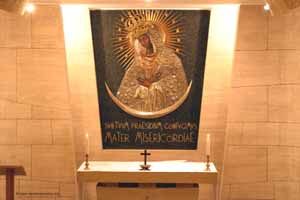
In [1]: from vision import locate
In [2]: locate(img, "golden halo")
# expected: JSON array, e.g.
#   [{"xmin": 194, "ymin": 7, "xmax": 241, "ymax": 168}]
[{"xmin": 112, "ymin": 10, "xmax": 184, "ymax": 70}]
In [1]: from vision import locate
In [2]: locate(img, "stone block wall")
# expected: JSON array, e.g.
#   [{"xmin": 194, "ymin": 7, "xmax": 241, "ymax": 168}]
[
  {"xmin": 222, "ymin": 5, "xmax": 300, "ymax": 200},
  {"xmin": 4, "ymin": 3, "xmax": 300, "ymax": 200},
  {"xmin": 0, "ymin": 5, "xmax": 76, "ymax": 200}
]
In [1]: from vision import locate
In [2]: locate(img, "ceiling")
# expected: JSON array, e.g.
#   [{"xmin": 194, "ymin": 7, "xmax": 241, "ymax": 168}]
[
  {"xmin": 29, "ymin": 0, "xmax": 265, "ymax": 5},
  {"xmin": 2, "ymin": 0, "xmax": 300, "ymax": 15}
]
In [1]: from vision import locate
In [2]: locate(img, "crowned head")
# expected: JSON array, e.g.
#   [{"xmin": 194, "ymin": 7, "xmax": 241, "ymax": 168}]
[{"xmin": 125, "ymin": 14, "xmax": 153, "ymax": 40}]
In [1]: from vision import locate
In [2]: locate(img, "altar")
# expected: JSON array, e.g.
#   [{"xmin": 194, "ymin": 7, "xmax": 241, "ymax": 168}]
[{"xmin": 77, "ymin": 161, "xmax": 218, "ymax": 200}]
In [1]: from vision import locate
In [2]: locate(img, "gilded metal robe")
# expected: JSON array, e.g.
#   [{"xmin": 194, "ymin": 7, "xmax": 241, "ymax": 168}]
[{"xmin": 117, "ymin": 27, "xmax": 188, "ymax": 112}]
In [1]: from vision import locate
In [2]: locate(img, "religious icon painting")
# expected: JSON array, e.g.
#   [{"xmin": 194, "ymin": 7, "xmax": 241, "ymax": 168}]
[{"xmin": 90, "ymin": 9, "xmax": 210, "ymax": 149}]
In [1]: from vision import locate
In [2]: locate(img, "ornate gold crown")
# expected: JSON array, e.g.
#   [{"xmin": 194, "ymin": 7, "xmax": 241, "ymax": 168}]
[{"xmin": 124, "ymin": 14, "xmax": 152, "ymax": 39}]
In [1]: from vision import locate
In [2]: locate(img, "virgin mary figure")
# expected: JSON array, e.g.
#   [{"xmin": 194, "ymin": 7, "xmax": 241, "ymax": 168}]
[{"xmin": 116, "ymin": 19, "xmax": 188, "ymax": 112}]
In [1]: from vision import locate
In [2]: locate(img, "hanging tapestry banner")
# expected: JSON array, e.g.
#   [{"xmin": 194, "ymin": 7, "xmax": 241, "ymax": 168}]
[{"xmin": 90, "ymin": 9, "xmax": 210, "ymax": 149}]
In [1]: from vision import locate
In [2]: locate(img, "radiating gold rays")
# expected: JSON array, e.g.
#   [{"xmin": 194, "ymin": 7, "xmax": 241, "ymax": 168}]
[{"xmin": 112, "ymin": 10, "xmax": 184, "ymax": 70}]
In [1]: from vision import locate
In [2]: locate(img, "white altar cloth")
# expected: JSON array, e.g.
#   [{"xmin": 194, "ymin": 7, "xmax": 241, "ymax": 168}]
[{"xmin": 77, "ymin": 161, "xmax": 218, "ymax": 184}]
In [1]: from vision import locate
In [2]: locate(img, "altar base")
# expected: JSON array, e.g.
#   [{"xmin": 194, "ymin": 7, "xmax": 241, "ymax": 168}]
[{"xmin": 97, "ymin": 183, "xmax": 199, "ymax": 200}]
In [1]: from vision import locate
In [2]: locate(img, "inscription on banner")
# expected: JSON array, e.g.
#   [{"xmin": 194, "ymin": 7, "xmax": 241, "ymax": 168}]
[{"xmin": 104, "ymin": 121, "xmax": 197, "ymax": 145}]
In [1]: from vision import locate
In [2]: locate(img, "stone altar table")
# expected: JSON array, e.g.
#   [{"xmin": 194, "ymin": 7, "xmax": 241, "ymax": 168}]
[{"xmin": 77, "ymin": 161, "xmax": 218, "ymax": 200}]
